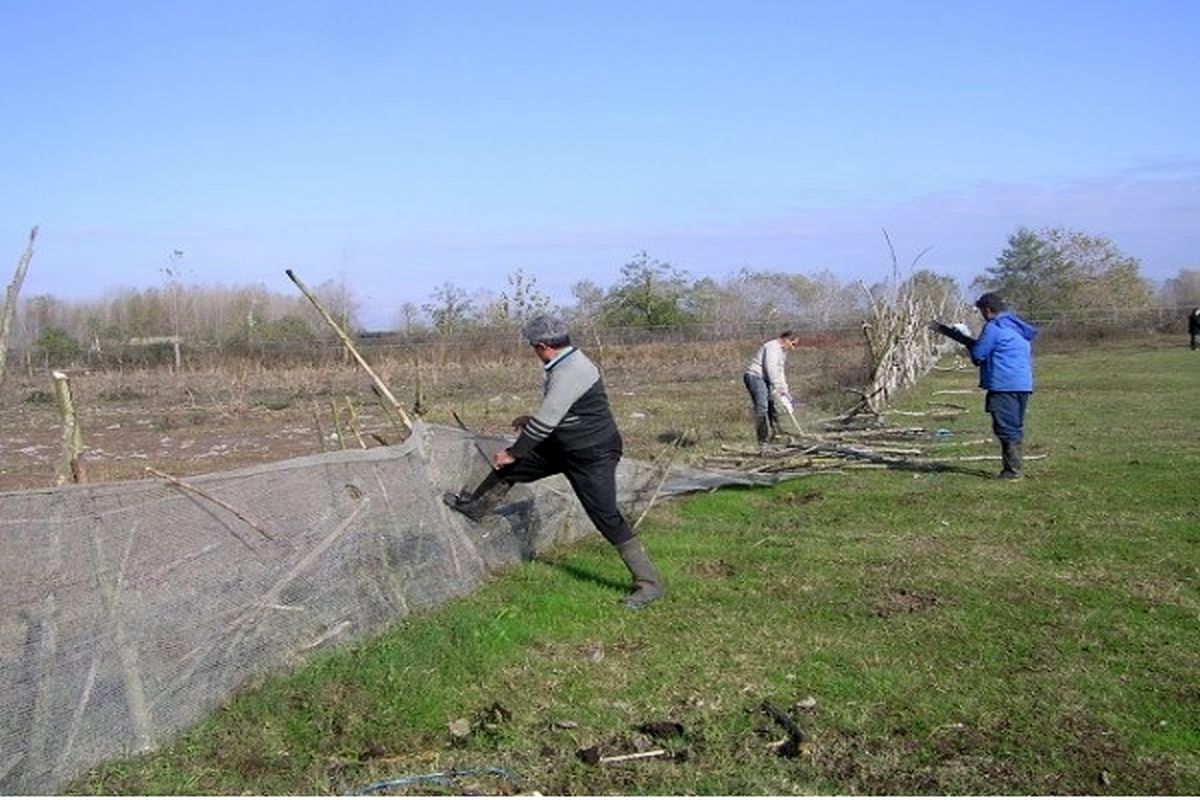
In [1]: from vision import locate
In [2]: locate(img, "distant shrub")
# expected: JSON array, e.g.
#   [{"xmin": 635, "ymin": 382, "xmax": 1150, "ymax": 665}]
[
  {"xmin": 24, "ymin": 389, "xmax": 54, "ymax": 404},
  {"xmin": 33, "ymin": 327, "xmax": 84, "ymax": 367},
  {"xmin": 250, "ymin": 390, "xmax": 295, "ymax": 411},
  {"xmin": 99, "ymin": 386, "xmax": 147, "ymax": 402}
]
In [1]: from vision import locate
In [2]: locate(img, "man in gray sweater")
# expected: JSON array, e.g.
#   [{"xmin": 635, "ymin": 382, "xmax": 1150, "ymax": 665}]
[
  {"xmin": 743, "ymin": 330, "xmax": 801, "ymax": 443},
  {"xmin": 444, "ymin": 315, "xmax": 665, "ymax": 610}
]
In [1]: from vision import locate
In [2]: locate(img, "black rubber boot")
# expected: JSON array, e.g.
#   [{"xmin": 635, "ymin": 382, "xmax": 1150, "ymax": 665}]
[
  {"xmin": 443, "ymin": 471, "xmax": 511, "ymax": 521},
  {"xmin": 998, "ymin": 440, "xmax": 1024, "ymax": 480},
  {"xmin": 755, "ymin": 415, "xmax": 770, "ymax": 444},
  {"xmin": 616, "ymin": 538, "xmax": 665, "ymax": 610},
  {"xmin": 1008, "ymin": 441, "xmax": 1024, "ymax": 478}
]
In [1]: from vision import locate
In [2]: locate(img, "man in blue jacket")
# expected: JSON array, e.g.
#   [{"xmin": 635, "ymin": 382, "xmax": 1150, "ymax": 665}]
[{"xmin": 930, "ymin": 292, "xmax": 1038, "ymax": 479}]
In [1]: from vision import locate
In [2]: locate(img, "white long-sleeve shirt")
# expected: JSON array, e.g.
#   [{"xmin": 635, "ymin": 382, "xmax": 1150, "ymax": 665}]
[{"xmin": 744, "ymin": 338, "xmax": 789, "ymax": 395}]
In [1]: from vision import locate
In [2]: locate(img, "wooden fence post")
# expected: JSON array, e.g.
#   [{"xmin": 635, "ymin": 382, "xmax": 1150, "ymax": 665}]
[{"xmin": 52, "ymin": 370, "xmax": 87, "ymax": 485}]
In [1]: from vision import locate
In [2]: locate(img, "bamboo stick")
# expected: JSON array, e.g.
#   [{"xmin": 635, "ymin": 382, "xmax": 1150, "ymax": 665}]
[
  {"xmin": 145, "ymin": 466, "xmax": 275, "ymax": 542},
  {"xmin": 598, "ymin": 749, "xmax": 667, "ymax": 765},
  {"xmin": 633, "ymin": 430, "xmax": 690, "ymax": 530},
  {"xmin": 286, "ymin": 269, "xmax": 413, "ymax": 435}
]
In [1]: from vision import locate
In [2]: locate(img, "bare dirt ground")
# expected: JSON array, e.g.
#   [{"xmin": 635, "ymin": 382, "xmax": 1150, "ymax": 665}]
[
  {"xmin": 0, "ymin": 339, "xmax": 867, "ymax": 494},
  {"xmin": 0, "ymin": 369, "xmax": 353, "ymax": 492}
]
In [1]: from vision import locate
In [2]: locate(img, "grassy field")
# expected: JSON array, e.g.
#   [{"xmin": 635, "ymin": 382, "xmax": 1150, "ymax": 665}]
[{"xmin": 71, "ymin": 340, "xmax": 1199, "ymax": 795}]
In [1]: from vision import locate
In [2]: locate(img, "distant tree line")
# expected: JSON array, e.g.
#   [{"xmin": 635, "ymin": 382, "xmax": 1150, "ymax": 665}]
[{"xmin": 7, "ymin": 227, "xmax": 1196, "ymax": 370}]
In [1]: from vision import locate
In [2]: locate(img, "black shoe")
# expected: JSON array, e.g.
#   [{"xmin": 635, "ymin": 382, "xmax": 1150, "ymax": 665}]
[{"xmin": 443, "ymin": 491, "xmax": 488, "ymax": 521}]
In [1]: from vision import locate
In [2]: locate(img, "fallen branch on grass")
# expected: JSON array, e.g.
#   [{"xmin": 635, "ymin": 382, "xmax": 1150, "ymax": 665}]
[
  {"xmin": 599, "ymin": 749, "xmax": 667, "ymax": 765},
  {"xmin": 702, "ymin": 425, "xmax": 1048, "ymax": 475}
]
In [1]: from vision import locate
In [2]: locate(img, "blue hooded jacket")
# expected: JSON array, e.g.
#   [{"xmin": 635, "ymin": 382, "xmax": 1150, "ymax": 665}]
[{"xmin": 970, "ymin": 311, "xmax": 1038, "ymax": 392}]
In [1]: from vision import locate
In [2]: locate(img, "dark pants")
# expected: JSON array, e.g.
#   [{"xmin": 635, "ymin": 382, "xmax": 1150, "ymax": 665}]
[
  {"xmin": 986, "ymin": 391, "xmax": 1031, "ymax": 442},
  {"xmin": 499, "ymin": 433, "xmax": 635, "ymax": 546},
  {"xmin": 1191, "ymin": 330, "xmax": 1198, "ymax": 350},
  {"xmin": 743, "ymin": 373, "xmax": 780, "ymax": 426}
]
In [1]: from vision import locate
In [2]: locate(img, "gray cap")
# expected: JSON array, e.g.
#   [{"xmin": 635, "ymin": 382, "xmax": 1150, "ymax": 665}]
[{"xmin": 521, "ymin": 314, "xmax": 569, "ymax": 345}]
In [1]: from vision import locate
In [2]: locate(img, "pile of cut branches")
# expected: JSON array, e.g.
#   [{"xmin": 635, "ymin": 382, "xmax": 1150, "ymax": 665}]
[
  {"xmin": 840, "ymin": 231, "xmax": 968, "ymax": 423},
  {"xmin": 702, "ymin": 412, "xmax": 1045, "ymax": 477}
]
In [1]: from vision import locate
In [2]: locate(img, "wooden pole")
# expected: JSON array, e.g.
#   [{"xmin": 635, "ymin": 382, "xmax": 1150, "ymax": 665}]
[
  {"xmin": 413, "ymin": 355, "xmax": 426, "ymax": 417},
  {"xmin": 311, "ymin": 401, "xmax": 327, "ymax": 452},
  {"xmin": 285, "ymin": 269, "xmax": 413, "ymax": 435},
  {"xmin": 52, "ymin": 370, "xmax": 87, "ymax": 485},
  {"xmin": 0, "ymin": 226, "xmax": 38, "ymax": 387},
  {"xmin": 633, "ymin": 428, "xmax": 691, "ymax": 530},
  {"xmin": 344, "ymin": 396, "xmax": 367, "ymax": 448},
  {"xmin": 329, "ymin": 398, "xmax": 347, "ymax": 450}
]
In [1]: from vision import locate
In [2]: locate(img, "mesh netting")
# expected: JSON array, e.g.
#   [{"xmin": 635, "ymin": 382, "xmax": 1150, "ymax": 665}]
[{"xmin": 0, "ymin": 422, "xmax": 777, "ymax": 794}]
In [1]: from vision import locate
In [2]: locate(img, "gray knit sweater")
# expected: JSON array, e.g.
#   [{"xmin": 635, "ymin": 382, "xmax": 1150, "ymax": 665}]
[{"xmin": 508, "ymin": 347, "xmax": 618, "ymax": 457}]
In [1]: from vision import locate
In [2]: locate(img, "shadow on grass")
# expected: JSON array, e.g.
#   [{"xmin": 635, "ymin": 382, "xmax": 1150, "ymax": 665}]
[
  {"xmin": 884, "ymin": 461, "xmax": 995, "ymax": 479},
  {"xmin": 537, "ymin": 558, "xmax": 628, "ymax": 593}
]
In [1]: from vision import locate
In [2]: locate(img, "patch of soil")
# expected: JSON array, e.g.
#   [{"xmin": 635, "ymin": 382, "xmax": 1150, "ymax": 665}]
[
  {"xmin": 0, "ymin": 374, "xmax": 394, "ymax": 493},
  {"xmin": 873, "ymin": 588, "xmax": 939, "ymax": 617},
  {"xmin": 776, "ymin": 490, "xmax": 824, "ymax": 506},
  {"xmin": 690, "ymin": 559, "xmax": 736, "ymax": 579}
]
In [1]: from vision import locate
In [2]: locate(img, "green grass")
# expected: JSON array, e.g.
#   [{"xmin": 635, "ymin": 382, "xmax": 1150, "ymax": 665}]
[{"xmin": 72, "ymin": 341, "xmax": 1200, "ymax": 795}]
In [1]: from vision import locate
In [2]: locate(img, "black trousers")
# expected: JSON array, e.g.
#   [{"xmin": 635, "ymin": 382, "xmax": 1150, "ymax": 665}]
[{"xmin": 499, "ymin": 433, "xmax": 635, "ymax": 546}]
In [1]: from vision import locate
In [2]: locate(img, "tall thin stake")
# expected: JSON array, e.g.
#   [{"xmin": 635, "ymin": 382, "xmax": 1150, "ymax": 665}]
[
  {"xmin": 285, "ymin": 268, "xmax": 414, "ymax": 435},
  {"xmin": 0, "ymin": 226, "xmax": 38, "ymax": 387},
  {"xmin": 344, "ymin": 396, "xmax": 367, "ymax": 448}
]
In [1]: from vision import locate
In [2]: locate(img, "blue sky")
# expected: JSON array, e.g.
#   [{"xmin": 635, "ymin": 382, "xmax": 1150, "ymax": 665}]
[{"xmin": 3, "ymin": 0, "xmax": 1198, "ymax": 327}]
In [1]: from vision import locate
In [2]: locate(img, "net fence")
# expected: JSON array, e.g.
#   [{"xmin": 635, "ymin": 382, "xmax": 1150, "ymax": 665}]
[{"xmin": 0, "ymin": 422, "xmax": 777, "ymax": 794}]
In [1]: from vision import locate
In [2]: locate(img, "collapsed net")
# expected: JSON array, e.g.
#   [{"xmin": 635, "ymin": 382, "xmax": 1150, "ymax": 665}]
[{"xmin": 0, "ymin": 423, "xmax": 775, "ymax": 793}]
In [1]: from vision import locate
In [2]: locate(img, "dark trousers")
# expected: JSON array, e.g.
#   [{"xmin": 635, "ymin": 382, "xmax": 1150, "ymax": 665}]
[
  {"xmin": 499, "ymin": 433, "xmax": 635, "ymax": 546},
  {"xmin": 743, "ymin": 373, "xmax": 779, "ymax": 425},
  {"xmin": 986, "ymin": 391, "xmax": 1031, "ymax": 442},
  {"xmin": 1191, "ymin": 330, "xmax": 1198, "ymax": 350}
]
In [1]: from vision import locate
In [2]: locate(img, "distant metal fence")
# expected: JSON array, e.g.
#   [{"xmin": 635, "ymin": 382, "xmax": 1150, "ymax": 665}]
[{"xmin": 2, "ymin": 307, "xmax": 1195, "ymax": 374}]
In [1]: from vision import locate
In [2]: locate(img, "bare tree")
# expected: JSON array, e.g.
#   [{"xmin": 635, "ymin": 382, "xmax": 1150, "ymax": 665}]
[{"xmin": 0, "ymin": 226, "xmax": 38, "ymax": 386}]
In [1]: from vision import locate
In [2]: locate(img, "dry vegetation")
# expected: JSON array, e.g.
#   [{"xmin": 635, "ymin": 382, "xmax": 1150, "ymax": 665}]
[{"xmin": 0, "ymin": 334, "xmax": 870, "ymax": 493}]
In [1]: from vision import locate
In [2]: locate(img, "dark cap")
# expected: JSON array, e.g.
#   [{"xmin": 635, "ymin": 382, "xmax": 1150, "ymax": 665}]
[{"xmin": 974, "ymin": 292, "xmax": 1006, "ymax": 313}]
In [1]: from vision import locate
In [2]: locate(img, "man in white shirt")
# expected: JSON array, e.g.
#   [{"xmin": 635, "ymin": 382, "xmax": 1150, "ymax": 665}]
[{"xmin": 743, "ymin": 330, "xmax": 801, "ymax": 444}]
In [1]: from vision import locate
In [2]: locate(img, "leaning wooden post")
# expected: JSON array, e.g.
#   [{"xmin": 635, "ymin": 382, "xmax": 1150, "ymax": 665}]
[
  {"xmin": 52, "ymin": 370, "xmax": 87, "ymax": 485},
  {"xmin": 0, "ymin": 226, "xmax": 38, "ymax": 387},
  {"xmin": 344, "ymin": 396, "xmax": 367, "ymax": 448},
  {"xmin": 413, "ymin": 355, "xmax": 426, "ymax": 417},
  {"xmin": 285, "ymin": 269, "xmax": 414, "ymax": 436},
  {"xmin": 329, "ymin": 398, "xmax": 348, "ymax": 450},
  {"xmin": 311, "ymin": 401, "xmax": 327, "ymax": 452}
]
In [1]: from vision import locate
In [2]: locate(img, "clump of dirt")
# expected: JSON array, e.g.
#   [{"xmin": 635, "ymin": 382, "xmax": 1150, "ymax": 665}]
[
  {"xmin": 873, "ymin": 588, "xmax": 939, "ymax": 617},
  {"xmin": 690, "ymin": 559, "xmax": 736, "ymax": 579}
]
